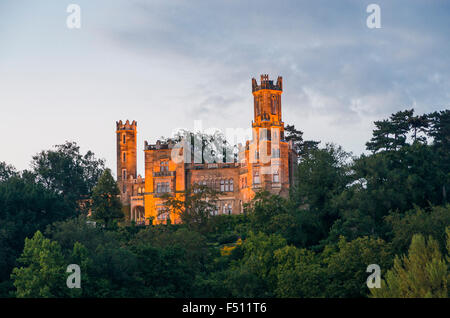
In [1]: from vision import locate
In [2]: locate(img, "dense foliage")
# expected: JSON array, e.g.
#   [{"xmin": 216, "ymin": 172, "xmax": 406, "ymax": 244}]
[{"xmin": 1, "ymin": 109, "xmax": 449, "ymax": 298}]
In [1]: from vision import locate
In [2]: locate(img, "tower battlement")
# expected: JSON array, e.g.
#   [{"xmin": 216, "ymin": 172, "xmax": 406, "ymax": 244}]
[
  {"xmin": 252, "ymin": 74, "xmax": 282, "ymax": 92},
  {"xmin": 116, "ymin": 120, "xmax": 137, "ymax": 131}
]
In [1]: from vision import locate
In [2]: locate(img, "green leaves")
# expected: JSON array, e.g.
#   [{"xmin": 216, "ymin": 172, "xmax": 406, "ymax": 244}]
[
  {"xmin": 31, "ymin": 141, "xmax": 105, "ymax": 206},
  {"xmin": 91, "ymin": 169, "xmax": 123, "ymax": 227},
  {"xmin": 11, "ymin": 231, "xmax": 67, "ymax": 298},
  {"xmin": 371, "ymin": 233, "xmax": 449, "ymax": 298}
]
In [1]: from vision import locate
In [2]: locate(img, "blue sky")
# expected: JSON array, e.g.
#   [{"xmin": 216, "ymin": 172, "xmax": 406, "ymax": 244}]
[{"xmin": 0, "ymin": 0, "xmax": 449, "ymax": 176}]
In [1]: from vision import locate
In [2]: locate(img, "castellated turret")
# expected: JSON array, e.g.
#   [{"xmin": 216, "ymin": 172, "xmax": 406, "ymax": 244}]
[
  {"xmin": 252, "ymin": 74, "xmax": 282, "ymax": 92},
  {"xmin": 116, "ymin": 120, "xmax": 138, "ymax": 203},
  {"xmin": 252, "ymin": 75, "xmax": 283, "ymax": 126}
]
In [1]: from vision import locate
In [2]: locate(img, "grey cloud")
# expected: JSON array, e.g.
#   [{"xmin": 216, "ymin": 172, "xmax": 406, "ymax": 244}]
[{"xmin": 105, "ymin": 0, "xmax": 449, "ymax": 150}]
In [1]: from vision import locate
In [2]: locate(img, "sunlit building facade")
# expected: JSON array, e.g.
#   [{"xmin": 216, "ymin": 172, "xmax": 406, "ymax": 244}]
[{"xmin": 116, "ymin": 75, "xmax": 296, "ymax": 224}]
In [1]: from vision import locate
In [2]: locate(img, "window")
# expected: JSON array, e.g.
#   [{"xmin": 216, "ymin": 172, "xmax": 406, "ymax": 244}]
[
  {"xmin": 123, "ymin": 184, "xmax": 126, "ymax": 193},
  {"xmin": 255, "ymin": 150, "xmax": 259, "ymax": 161},
  {"xmin": 271, "ymin": 96, "xmax": 276, "ymax": 114},
  {"xmin": 123, "ymin": 152, "xmax": 126, "ymax": 162},
  {"xmin": 122, "ymin": 134, "xmax": 126, "ymax": 144},
  {"xmin": 160, "ymin": 160, "xmax": 169, "ymax": 172},
  {"xmin": 273, "ymin": 171, "xmax": 279, "ymax": 183},
  {"xmin": 272, "ymin": 148, "xmax": 280, "ymax": 158},
  {"xmin": 122, "ymin": 169, "xmax": 127, "ymax": 181},
  {"xmin": 224, "ymin": 179, "xmax": 229, "ymax": 192},
  {"xmin": 272, "ymin": 130, "xmax": 278, "ymax": 140},
  {"xmin": 156, "ymin": 182, "xmax": 170, "ymax": 193},
  {"xmin": 253, "ymin": 170, "xmax": 260, "ymax": 184},
  {"xmin": 220, "ymin": 180, "xmax": 225, "ymax": 192},
  {"xmin": 230, "ymin": 179, "xmax": 234, "ymax": 192}
]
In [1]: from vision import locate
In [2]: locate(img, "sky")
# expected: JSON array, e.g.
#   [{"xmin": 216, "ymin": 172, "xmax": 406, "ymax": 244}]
[{"xmin": 0, "ymin": 0, "xmax": 449, "ymax": 177}]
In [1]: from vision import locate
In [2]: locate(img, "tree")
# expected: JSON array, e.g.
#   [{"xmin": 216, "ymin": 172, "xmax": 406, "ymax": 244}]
[
  {"xmin": 245, "ymin": 191, "xmax": 300, "ymax": 245},
  {"xmin": 31, "ymin": 141, "xmax": 105, "ymax": 209},
  {"xmin": 428, "ymin": 110, "xmax": 450, "ymax": 203},
  {"xmin": 428, "ymin": 110, "xmax": 450, "ymax": 149},
  {"xmin": 389, "ymin": 109, "xmax": 413, "ymax": 150},
  {"xmin": 285, "ymin": 124, "xmax": 319, "ymax": 159},
  {"xmin": 291, "ymin": 143, "xmax": 351, "ymax": 246},
  {"xmin": 408, "ymin": 113, "xmax": 429, "ymax": 143},
  {"xmin": 225, "ymin": 232, "xmax": 287, "ymax": 297},
  {"xmin": 163, "ymin": 184, "xmax": 219, "ymax": 233},
  {"xmin": 366, "ymin": 109, "xmax": 414, "ymax": 152},
  {"xmin": 11, "ymin": 231, "xmax": 68, "ymax": 298},
  {"xmin": 91, "ymin": 169, "xmax": 123, "ymax": 227},
  {"xmin": 332, "ymin": 140, "xmax": 447, "ymax": 241},
  {"xmin": 274, "ymin": 245, "xmax": 327, "ymax": 297},
  {"xmin": 366, "ymin": 119, "xmax": 394, "ymax": 153},
  {"xmin": 371, "ymin": 233, "xmax": 448, "ymax": 298},
  {"xmin": 386, "ymin": 205, "xmax": 450, "ymax": 255},
  {"xmin": 160, "ymin": 129, "xmax": 235, "ymax": 164},
  {"xmin": 0, "ymin": 175, "xmax": 74, "ymax": 296},
  {"xmin": 0, "ymin": 162, "xmax": 17, "ymax": 182},
  {"xmin": 324, "ymin": 236, "xmax": 392, "ymax": 297}
]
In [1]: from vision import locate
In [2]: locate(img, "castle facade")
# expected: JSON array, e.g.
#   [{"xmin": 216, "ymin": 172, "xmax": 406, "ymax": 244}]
[{"xmin": 116, "ymin": 75, "xmax": 296, "ymax": 224}]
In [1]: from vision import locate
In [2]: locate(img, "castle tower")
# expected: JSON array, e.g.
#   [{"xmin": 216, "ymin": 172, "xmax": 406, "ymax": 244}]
[
  {"xmin": 252, "ymin": 74, "xmax": 283, "ymax": 129},
  {"xmin": 116, "ymin": 120, "xmax": 137, "ymax": 204},
  {"xmin": 246, "ymin": 75, "xmax": 291, "ymax": 196}
]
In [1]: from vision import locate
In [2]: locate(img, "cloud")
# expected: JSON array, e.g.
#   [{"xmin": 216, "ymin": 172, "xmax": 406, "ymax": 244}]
[{"xmin": 1, "ymin": 0, "xmax": 449, "ymax": 171}]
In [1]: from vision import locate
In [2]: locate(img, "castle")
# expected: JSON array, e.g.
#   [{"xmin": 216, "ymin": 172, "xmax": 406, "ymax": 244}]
[{"xmin": 116, "ymin": 75, "xmax": 296, "ymax": 224}]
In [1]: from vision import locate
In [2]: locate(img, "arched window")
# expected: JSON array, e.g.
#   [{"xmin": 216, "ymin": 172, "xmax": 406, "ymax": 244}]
[
  {"xmin": 123, "ymin": 152, "xmax": 126, "ymax": 162},
  {"xmin": 271, "ymin": 96, "xmax": 276, "ymax": 114},
  {"xmin": 220, "ymin": 179, "xmax": 225, "ymax": 192},
  {"xmin": 272, "ymin": 129, "xmax": 278, "ymax": 140},
  {"xmin": 225, "ymin": 179, "xmax": 229, "ymax": 192},
  {"xmin": 230, "ymin": 179, "xmax": 234, "ymax": 192},
  {"xmin": 272, "ymin": 148, "xmax": 280, "ymax": 158}
]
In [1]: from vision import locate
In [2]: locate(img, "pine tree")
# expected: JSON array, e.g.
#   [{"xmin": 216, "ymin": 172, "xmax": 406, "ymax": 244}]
[
  {"xmin": 408, "ymin": 113, "xmax": 429, "ymax": 143},
  {"xmin": 370, "ymin": 233, "xmax": 448, "ymax": 298},
  {"xmin": 366, "ymin": 119, "xmax": 394, "ymax": 152},
  {"xmin": 285, "ymin": 124, "xmax": 320, "ymax": 159},
  {"xmin": 389, "ymin": 109, "xmax": 413, "ymax": 150}
]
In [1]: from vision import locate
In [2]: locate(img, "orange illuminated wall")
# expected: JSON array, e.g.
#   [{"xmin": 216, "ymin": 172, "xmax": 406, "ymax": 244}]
[{"xmin": 116, "ymin": 120, "xmax": 137, "ymax": 204}]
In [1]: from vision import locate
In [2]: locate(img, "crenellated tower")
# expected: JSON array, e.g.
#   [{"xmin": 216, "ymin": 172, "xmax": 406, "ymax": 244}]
[
  {"xmin": 252, "ymin": 74, "xmax": 283, "ymax": 131},
  {"xmin": 116, "ymin": 120, "xmax": 137, "ymax": 203},
  {"xmin": 245, "ymin": 74, "xmax": 292, "ymax": 197}
]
